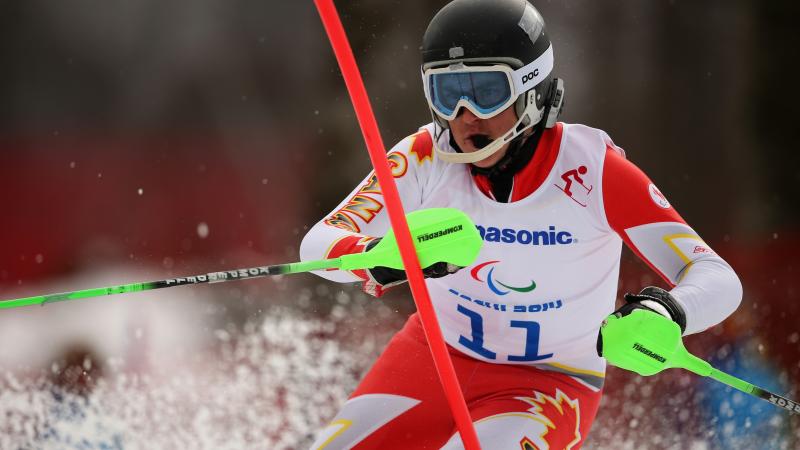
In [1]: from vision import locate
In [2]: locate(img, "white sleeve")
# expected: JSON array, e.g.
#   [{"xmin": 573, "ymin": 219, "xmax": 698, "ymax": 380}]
[
  {"xmin": 624, "ymin": 223, "xmax": 743, "ymax": 335},
  {"xmin": 669, "ymin": 256, "xmax": 744, "ymax": 335},
  {"xmin": 299, "ymin": 130, "xmax": 431, "ymax": 284}
]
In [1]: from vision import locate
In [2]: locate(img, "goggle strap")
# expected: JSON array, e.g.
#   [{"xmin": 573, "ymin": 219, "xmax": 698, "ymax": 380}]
[{"xmin": 511, "ymin": 44, "xmax": 554, "ymax": 93}]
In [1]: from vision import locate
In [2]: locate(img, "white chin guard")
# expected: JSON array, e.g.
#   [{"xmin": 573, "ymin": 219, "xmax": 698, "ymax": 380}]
[{"xmin": 434, "ymin": 91, "xmax": 544, "ymax": 164}]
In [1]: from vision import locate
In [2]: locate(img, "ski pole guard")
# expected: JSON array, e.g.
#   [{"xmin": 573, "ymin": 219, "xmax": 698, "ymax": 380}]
[
  {"xmin": 340, "ymin": 208, "xmax": 482, "ymax": 271},
  {"xmin": 600, "ymin": 309, "xmax": 689, "ymax": 376}
]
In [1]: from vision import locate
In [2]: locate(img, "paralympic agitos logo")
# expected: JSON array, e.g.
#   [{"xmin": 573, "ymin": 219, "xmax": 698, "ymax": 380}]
[{"xmin": 470, "ymin": 260, "xmax": 537, "ymax": 296}]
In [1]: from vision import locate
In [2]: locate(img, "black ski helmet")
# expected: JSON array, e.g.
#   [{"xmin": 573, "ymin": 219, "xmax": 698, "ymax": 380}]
[{"xmin": 421, "ymin": 0, "xmax": 564, "ymax": 162}]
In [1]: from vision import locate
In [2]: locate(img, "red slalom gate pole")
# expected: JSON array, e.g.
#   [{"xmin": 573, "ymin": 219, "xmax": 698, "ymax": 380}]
[{"xmin": 313, "ymin": 1, "xmax": 481, "ymax": 449}]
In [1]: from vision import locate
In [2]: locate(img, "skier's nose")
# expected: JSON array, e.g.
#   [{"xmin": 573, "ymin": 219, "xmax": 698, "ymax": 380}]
[{"xmin": 457, "ymin": 107, "xmax": 480, "ymax": 124}]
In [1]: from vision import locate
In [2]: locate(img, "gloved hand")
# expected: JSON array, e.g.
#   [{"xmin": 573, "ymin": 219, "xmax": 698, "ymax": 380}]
[
  {"xmin": 597, "ymin": 286, "xmax": 687, "ymax": 357},
  {"xmin": 363, "ymin": 237, "xmax": 463, "ymax": 295}
]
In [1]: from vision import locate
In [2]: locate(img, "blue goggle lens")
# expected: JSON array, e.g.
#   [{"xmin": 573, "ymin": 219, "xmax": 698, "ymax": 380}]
[{"xmin": 429, "ymin": 71, "xmax": 512, "ymax": 117}]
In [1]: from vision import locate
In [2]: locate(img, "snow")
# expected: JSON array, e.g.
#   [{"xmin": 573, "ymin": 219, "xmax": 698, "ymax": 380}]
[
  {"xmin": 0, "ymin": 305, "xmax": 394, "ymax": 449},
  {"xmin": 197, "ymin": 223, "xmax": 210, "ymax": 239}
]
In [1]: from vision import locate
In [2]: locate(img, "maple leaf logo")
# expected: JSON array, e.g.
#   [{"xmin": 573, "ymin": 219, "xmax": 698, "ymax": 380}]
[
  {"xmin": 516, "ymin": 389, "xmax": 581, "ymax": 450},
  {"xmin": 408, "ymin": 130, "xmax": 433, "ymax": 164}
]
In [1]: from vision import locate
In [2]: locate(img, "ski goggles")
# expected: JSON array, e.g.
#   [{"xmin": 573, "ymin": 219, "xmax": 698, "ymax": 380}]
[{"xmin": 422, "ymin": 44, "xmax": 554, "ymax": 121}]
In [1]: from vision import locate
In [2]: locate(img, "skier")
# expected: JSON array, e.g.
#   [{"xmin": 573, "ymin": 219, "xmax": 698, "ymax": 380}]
[{"xmin": 301, "ymin": 0, "xmax": 742, "ymax": 448}]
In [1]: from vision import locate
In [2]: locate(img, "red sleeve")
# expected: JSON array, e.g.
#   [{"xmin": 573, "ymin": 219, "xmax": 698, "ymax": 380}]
[{"xmin": 602, "ymin": 147, "xmax": 687, "ymax": 286}]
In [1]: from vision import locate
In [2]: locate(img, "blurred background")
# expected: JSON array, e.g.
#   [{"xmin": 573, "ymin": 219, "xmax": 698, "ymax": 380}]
[{"xmin": 0, "ymin": 0, "xmax": 797, "ymax": 448}]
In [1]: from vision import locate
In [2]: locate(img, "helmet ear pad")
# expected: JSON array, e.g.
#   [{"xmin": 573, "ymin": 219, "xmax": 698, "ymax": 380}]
[
  {"xmin": 543, "ymin": 78, "xmax": 565, "ymax": 128},
  {"xmin": 513, "ymin": 79, "xmax": 547, "ymax": 128},
  {"xmin": 513, "ymin": 77, "xmax": 565, "ymax": 130},
  {"xmin": 520, "ymin": 78, "xmax": 551, "ymax": 115}
]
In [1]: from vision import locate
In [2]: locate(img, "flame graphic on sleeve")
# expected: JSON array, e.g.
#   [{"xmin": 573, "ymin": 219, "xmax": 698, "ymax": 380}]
[{"xmin": 516, "ymin": 389, "xmax": 582, "ymax": 450}]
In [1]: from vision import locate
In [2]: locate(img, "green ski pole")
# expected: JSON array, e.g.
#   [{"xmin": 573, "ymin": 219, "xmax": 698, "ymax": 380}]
[
  {"xmin": 600, "ymin": 308, "xmax": 799, "ymax": 415},
  {"xmin": 1, "ymin": 207, "xmax": 482, "ymax": 310}
]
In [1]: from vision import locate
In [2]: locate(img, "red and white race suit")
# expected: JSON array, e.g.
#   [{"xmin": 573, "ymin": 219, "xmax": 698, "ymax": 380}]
[{"xmin": 301, "ymin": 122, "xmax": 742, "ymax": 449}]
